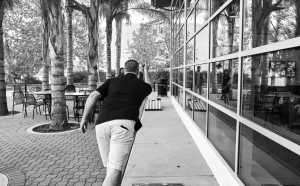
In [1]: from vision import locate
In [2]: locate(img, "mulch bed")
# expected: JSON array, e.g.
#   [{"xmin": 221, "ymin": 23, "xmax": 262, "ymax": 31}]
[
  {"xmin": 0, "ymin": 111, "xmax": 21, "ymax": 117},
  {"xmin": 32, "ymin": 123, "xmax": 80, "ymax": 133}
]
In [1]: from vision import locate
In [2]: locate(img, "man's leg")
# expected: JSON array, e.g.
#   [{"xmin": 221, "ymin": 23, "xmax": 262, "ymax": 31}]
[
  {"xmin": 104, "ymin": 121, "xmax": 135, "ymax": 186},
  {"xmin": 95, "ymin": 124, "xmax": 110, "ymax": 168},
  {"xmin": 102, "ymin": 167, "xmax": 122, "ymax": 186}
]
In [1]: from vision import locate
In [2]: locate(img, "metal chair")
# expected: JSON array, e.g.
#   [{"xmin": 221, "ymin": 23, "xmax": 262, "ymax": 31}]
[
  {"xmin": 12, "ymin": 91, "xmax": 25, "ymax": 115},
  {"xmin": 24, "ymin": 92, "xmax": 46, "ymax": 119}
]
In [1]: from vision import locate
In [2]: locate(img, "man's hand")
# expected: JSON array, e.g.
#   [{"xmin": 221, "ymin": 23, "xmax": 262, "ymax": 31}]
[{"xmin": 80, "ymin": 119, "xmax": 89, "ymax": 133}]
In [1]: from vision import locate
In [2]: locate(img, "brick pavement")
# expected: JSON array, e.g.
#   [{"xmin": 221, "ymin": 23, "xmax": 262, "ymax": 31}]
[{"xmin": 0, "ymin": 96, "xmax": 106, "ymax": 186}]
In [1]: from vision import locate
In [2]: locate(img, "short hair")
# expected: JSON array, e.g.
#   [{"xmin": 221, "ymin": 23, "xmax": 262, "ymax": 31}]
[{"xmin": 124, "ymin": 60, "xmax": 139, "ymax": 73}]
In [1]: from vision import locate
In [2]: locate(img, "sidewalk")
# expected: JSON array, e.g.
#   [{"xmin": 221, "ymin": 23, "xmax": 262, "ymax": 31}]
[{"xmin": 122, "ymin": 92, "xmax": 219, "ymax": 186}]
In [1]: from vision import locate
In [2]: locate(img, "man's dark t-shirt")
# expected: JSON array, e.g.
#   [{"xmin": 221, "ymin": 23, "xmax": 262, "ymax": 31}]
[{"xmin": 95, "ymin": 73, "xmax": 152, "ymax": 130}]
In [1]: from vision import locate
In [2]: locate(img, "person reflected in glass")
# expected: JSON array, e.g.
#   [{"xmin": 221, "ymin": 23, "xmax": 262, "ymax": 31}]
[
  {"xmin": 195, "ymin": 66, "xmax": 205, "ymax": 95},
  {"xmin": 118, "ymin": 67, "xmax": 124, "ymax": 76},
  {"xmin": 222, "ymin": 69, "xmax": 231, "ymax": 108}
]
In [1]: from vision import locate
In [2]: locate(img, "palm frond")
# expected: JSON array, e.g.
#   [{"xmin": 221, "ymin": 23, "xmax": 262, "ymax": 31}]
[
  {"xmin": 129, "ymin": 1, "xmax": 169, "ymax": 23},
  {"xmin": 115, "ymin": 11, "xmax": 130, "ymax": 25},
  {"xmin": 3, "ymin": 0, "xmax": 18, "ymax": 10}
]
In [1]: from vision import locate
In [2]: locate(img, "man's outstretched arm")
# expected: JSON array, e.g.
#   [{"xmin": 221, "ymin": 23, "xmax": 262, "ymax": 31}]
[
  {"xmin": 80, "ymin": 91, "xmax": 102, "ymax": 133},
  {"xmin": 144, "ymin": 62, "xmax": 153, "ymax": 88}
]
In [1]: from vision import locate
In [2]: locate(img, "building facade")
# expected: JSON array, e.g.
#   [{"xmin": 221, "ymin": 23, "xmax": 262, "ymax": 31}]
[{"xmin": 170, "ymin": 0, "xmax": 300, "ymax": 185}]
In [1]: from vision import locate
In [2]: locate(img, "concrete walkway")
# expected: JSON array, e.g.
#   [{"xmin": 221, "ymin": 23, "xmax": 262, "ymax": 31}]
[{"xmin": 122, "ymin": 92, "xmax": 219, "ymax": 186}]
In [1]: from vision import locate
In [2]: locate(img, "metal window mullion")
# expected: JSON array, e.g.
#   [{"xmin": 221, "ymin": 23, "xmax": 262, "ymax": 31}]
[
  {"xmin": 183, "ymin": 0, "xmax": 188, "ymax": 110},
  {"xmin": 206, "ymin": 0, "xmax": 212, "ymax": 138},
  {"xmin": 170, "ymin": 6, "xmax": 174, "ymax": 97},
  {"xmin": 234, "ymin": 0, "xmax": 245, "ymax": 176}
]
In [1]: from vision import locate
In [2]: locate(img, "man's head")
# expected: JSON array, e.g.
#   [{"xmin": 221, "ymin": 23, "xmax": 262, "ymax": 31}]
[
  {"xmin": 124, "ymin": 60, "xmax": 139, "ymax": 75},
  {"xmin": 197, "ymin": 66, "xmax": 201, "ymax": 72}
]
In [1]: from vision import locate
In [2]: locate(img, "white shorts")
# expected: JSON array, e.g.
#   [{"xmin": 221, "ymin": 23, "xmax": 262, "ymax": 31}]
[{"xmin": 95, "ymin": 120, "xmax": 135, "ymax": 171}]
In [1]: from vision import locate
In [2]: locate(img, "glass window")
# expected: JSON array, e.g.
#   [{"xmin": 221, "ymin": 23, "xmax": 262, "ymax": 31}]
[
  {"xmin": 195, "ymin": 26, "xmax": 209, "ymax": 63},
  {"xmin": 187, "ymin": 0, "xmax": 197, "ymax": 16},
  {"xmin": 239, "ymin": 123, "xmax": 300, "ymax": 186},
  {"xmin": 186, "ymin": 38, "xmax": 194, "ymax": 65},
  {"xmin": 208, "ymin": 105, "xmax": 236, "ymax": 169},
  {"xmin": 211, "ymin": 0, "xmax": 229, "ymax": 15},
  {"xmin": 244, "ymin": 0, "xmax": 299, "ymax": 50},
  {"xmin": 179, "ymin": 67, "xmax": 183, "ymax": 86},
  {"xmin": 186, "ymin": 91, "xmax": 193, "ymax": 119},
  {"xmin": 242, "ymin": 47, "xmax": 300, "ymax": 145},
  {"xmin": 173, "ymin": 68, "xmax": 178, "ymax": 84},
  {"xmin": 187, "ymin": 8, "xmax": 195, "ymax": 39},
  {"xmin": 195, "ymin": 0, "xmax": 209, "ymax": 31},
  {"xmin": 173, "ymin": 84, "xmax": 179, "ymax": 100},
  {"xmin": 186, "ymin": 66, "xmax": 193, "ymax": 90},
  {"xmin": 209, "ymin": 59, "xmax": 238, "ymax": 112},
  {"xmin": 211, "ymin": 0, "xmax": 240, "ymax": 58},
  {"xmin": 194, "ymin": 64, "xmax": 208, "ymax": 98},
  {"xmin": 179, "ymin": 47, "xmax": 184, "ymax": 66},
  {"xmin": 179, "ymin": 87, "xmax": 183, "ymax": 107},
  {"xmin": 179, "ymin": 27, "xmax": 184, "ymax": 48},
  {"xmin": 194, "ymin": 97, "xmax": 207, "ymax": 133}
]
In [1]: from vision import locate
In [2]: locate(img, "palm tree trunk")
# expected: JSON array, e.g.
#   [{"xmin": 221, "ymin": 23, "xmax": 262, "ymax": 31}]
[
  {"xmin": 41, "ymin": 0, "xmax": 50, "ymax": 91},
  {"xmin": 106, "ymin": 17, "xmax": 112, "ymax": 79},
  {"xmin": 66, "ymin": 0, "xmax": 75, "ymax": 91},
  {"xmin": 115, "ymin": 19, "xmax": 122, "ymax": 75},
  {"xmin": 87, "ymin": 0, "xmax": 100, "ymax": 90},
  {"xmin": 48, "ymin": 0, "xmax": 68, "ymax": 130},
  {"xmin": 0, "ymin": 2, "xmax": 8, "ymax": 116}
]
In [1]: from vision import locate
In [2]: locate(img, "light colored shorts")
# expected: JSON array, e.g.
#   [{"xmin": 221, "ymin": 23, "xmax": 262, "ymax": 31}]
[{"xmin": 95, "ymin": 119, "xmax": 135, "ymax": 171}]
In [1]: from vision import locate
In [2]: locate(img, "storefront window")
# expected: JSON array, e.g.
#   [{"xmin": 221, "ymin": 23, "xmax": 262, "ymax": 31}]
[
  {"xmin": 211, "ymin": 0, "xmax": 240, "ymax": 58},
  {"xmin": 209, "ymin": 59, "xmax": 238, "ymax": 112},
  {"xmin": 208, "ymin": 105, "xmax": 236, "ymax": 169},
  {"xmin": 242, "ymin": 47, "xmax": 300, "ymax": 145},
  {"xmin": 187, "ymin": 8, "xmax": 195, "ymax": 38},
  {"xmin": 179, "ymin": 67, "xmax": 183, "ymax": 86},
  {"xmin": 194, "ymin": 97, "xmax": 207, "ymax": 133},
  {"xmin": 186, "ymin": 38, "xmax": 194, "ymax": 65},
  {"xmin": 173, "ymin": 68, "xmax": 178, "ymax": 84},
  {"xmin": 244, "ymin": 0, "xmax": 300, "ymax": 50},
  {"xmin": 195, "ymin": 26, "xmax": 209, "ymax": 63},
  {"xmin": 239, "ymin": 124, "xmax": 300, "ymax": 186},
  {"xmin": 194, "ymin": 64, "xmax": 208, "ymax": 98},
  {"xmin": 179, "ymin": 87, "xmax": 183, "ymax": 107},
  {"xmin": 186, "ymin": 91, "xmax": 193, "ymax": 119},
  {"xmin": 195, "ymin": 0, "xmax": 209, "ymax": 31},
  {"xmin": 186, "ymin": 66, "xmax": 193, "ymax": 90},
  {"xmin": 179, "ymin": 47, "xmax": 184, "ymax": 66},
  {"xmin": 211, "ymin": 0, "xmax": 229, "ymax": 15}
]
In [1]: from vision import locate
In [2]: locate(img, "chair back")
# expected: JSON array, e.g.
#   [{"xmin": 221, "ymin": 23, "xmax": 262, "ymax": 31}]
[
  {"xmin": 25, "ymin": 92, "xmax": 36, "ymax": 105},
  {"xmin": 14, "ymin": 85, "xmax": 22, "ymax": 92},
  {"xmin": 13, "ymin": 91, "xmax": 24, "ymax": 105}
]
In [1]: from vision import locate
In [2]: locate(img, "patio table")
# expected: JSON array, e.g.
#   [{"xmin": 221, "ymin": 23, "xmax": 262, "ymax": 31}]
[{"xmin": 65, "ymin": 92, "xmax": 90, "ymax": 120}]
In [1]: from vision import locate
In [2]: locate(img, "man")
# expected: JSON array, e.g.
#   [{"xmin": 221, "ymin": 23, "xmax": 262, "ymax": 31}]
[
  {"xmin": 195, "ymin": 66, "xmax": 205, "ymax": 95},
  {"xmin": 80, "ymin": 60, "xmax": 153, "ymax": 186}
]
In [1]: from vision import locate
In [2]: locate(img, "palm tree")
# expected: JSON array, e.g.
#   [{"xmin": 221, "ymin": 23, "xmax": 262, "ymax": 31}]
[
  {"xmin": 42, "ymin": 0, "xmax": 68, "ymax": 130},
  {"xmin": 66, "ymin": 0, "xmax": 75, "ymax": 91},
  {"xmin": 100, "ymin": 0, "xmax": 168, "ymax": 79},
  {"xmin": 0, "ymin": 0, "xmax": 15, "ymax": 116},
  {"xmin": 40, "ymin": 0, "xmax": 50, "ymax": 91},
  {"xmin": 68, "ymin": 0, "xmax": 103, "ymax": 90}
]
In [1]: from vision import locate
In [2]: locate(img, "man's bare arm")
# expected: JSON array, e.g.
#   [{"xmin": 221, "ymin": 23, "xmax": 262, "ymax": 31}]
[
  {"xmin": 80, "ymin": 91, "xmax": 102, "ymax": 133},
  {"xmin": 144, "ymin": 62, "xmax": 153, "ymax": 88}
]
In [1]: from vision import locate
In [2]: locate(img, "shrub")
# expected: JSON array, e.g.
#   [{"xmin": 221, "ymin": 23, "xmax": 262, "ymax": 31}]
[
  {"xmin": 22, "ymin": 74, "xmax": 42, "ymax": 84},
  {"xmin": 150, "ymin": 70, "xmax": 170, "ymax": 81}
]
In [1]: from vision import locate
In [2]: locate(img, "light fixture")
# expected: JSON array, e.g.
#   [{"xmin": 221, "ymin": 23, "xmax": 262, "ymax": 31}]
[{"xmin": 228, "ymin": 4, "xmax": 237, "ymax": 19}]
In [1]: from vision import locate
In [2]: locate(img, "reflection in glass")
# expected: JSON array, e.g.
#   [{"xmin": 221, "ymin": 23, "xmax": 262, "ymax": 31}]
[
  {"xmin": 187, "ymin": 8, "xmax": 195, "ymax": 38},
  {"xmin": 208, "ymin": 105, "xmax": 236, "ymax": 169},
  {"xmin": 211, "ymin": 0, "xmax": 228, "ymax": 15},
  {"xmin": 172, "ymin": 52, "xmax": 178, "ymax": 68},
  {"xmin": 186, "ymin": 66, "xmax": 193, "ymax": 91},
  {"xmin": 194, "ymin": 96, "xmax": 207, "ymax": 133},
  {"xmin": 195, "ymin": 0, "xmax": 209, "ymax": 31},
  {"xmin": 212, "ymin": 0, "xmax": 240, "ymax": 58},
  {"xmin": 179, "ymin": 27, "xmax": 184, "ymax": 48},
  {"xmin": 210, "ymin": 59, "xmax": 238, "ymax": 112},
  {"xmin": 194, "ymin": 64, "xmax": 208, "ymax": 98},
  {"xmin": 179, "ymin": 67, "xmax": 183, "ymax": 86},
  {"xmin": 173, "ymin": 68, "xmax": 178, "ymax": 84},
  {"xmin": 173, "ymin": 84, "xmax": 179, "ymax": 100},
  {"xmin": 186, "ymin": 38, "xmax": 194, "ymax": 65},
  {"xmin": 239, "ymin": 124, "xmax": 300, "ymax": 186},
  {"xmin": 179, "ymin": 47, "xmax": 184, "ymax": 66},
  {"xmin": 195, "ymin": 26, "xmax": 209, "ymax": 63},
  {"xmin": 179, "ymin": 87, "xmax": 183, "ymax": 107},
  {"xmin": 244, "ymin": 0, "xmax": 300, "ymax": 50},
  {"xmin": 186, "ymin": 91, "xmax": 193, "ymax": 119},
  {"xmin": 242, "ymin": 47, "xmax": 300, "ymax": 145}
]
